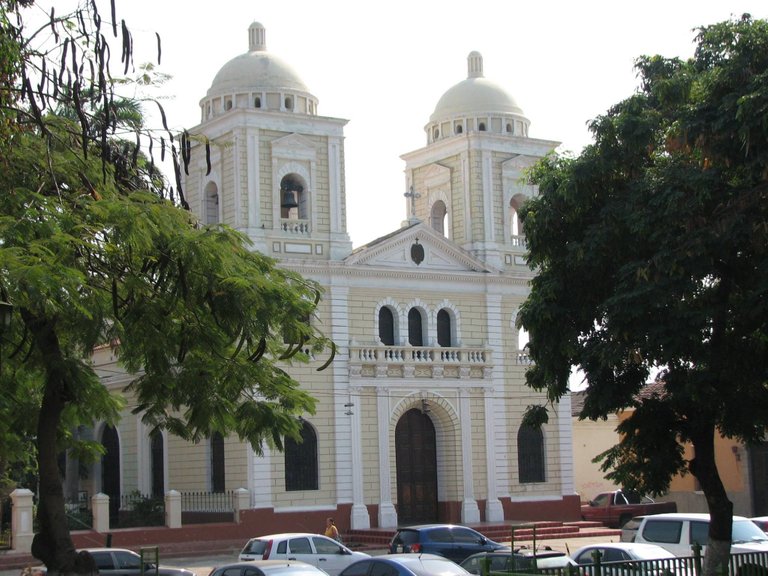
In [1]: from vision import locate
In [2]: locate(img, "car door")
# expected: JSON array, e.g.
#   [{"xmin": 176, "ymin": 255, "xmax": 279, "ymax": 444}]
[
  {"xmin": 112, "ymin": 550, "xmax": 144, "ymax": 576},
  {"xmin": 285, "ymin": 536, "xmax": 315, "ymax": 567},
  {"xmin": 450, "ymin": 527, "xmax": 489, "ymax": 562},
  {"xmin": 310, "ymin": 535, "xmax": 350, "ymax": 576},
  {"xmin": 90, "ymin": 551, "xmax": 118, "ymax": 575}
]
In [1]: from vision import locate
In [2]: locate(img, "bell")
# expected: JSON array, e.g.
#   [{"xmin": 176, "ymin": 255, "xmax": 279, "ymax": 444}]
[{"xmin": 281, "ymin": 188, "xmax": 298, "ymax": 209}]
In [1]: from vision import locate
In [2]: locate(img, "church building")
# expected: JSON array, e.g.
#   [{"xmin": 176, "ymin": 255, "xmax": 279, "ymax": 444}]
[{"xmin": 88, "ymin": 21, "xmax": 579, "ymax": 531}]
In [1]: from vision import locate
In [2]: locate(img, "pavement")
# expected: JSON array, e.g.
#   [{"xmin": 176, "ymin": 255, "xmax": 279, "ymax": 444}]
[{"xmin": 0, "ymin": 531, "xmax": 624, "ymax": 576}]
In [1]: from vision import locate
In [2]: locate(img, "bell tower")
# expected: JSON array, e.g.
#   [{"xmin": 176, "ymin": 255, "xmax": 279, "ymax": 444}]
[
  {"xmin": 401, "ymin": 52, "xmax": 559, "ymax": 269},
  {"xmin": 182, "ymin": 22, "xmax": 353, "ymax": 261}
]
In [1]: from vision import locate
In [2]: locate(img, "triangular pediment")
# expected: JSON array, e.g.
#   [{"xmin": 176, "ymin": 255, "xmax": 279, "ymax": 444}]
[
  {"xmin": 272, "ymin": 133, "xmax": 317, "ymax": 160},
  {"xmin": 344, "ymin": 221, "xmax": 496, "ymax": 273}
]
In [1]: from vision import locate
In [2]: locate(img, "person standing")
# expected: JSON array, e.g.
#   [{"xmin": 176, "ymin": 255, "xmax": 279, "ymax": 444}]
[{"xmin": 324, "ymin": 517, "xmax": 340, "ymax": 541}]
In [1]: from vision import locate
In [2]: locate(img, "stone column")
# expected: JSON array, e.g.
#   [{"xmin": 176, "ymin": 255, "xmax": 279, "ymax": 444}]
[
  {"xmin": 165, "ymin": 490, "xmax": 181, "ymax": 528},
  {"xmin": 10, "ymin": 488, "xmax": 34, "ymax": 553},
  {"xmin": 234, "ymin": 488, "xmax": 250, "ymax": 523},
  {"xmin": 92, "ymin": 492, "xmax": 110, "ymax": 534},
  {"xmin": 459, "ymin": 390, "xmax": 480, "ymax": 523},
  {"xmin": 377, "ymin": 388, "xmax": 397, "ymax": 527}
]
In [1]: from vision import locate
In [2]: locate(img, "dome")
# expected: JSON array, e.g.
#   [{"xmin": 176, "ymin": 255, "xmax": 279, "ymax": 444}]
[
  {"xmin": 206, "ymin": 22, "xmax": 310, "ymax": 98},
  {"xmin": 429, "ymin": 51, "xmax": 524, "ymax": 123}
]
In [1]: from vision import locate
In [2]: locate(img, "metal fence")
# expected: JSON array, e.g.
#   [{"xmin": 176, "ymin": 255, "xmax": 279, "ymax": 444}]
[
  {"xmin": 487, "ymin": 550, "xmax": 768, "ymax": 576},
  {"xmin": 180, "ymin": 490, "xmax": 235, "ymax": 512}
]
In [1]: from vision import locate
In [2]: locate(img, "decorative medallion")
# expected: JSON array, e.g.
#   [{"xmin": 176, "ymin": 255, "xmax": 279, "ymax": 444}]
[{"xmin": 410, "ymin": 239, "xmax": 424, "ymax": 265}]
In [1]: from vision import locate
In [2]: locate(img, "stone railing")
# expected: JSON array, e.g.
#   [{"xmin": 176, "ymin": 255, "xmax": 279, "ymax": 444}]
[
  {"xmin": 281, "ymin": 218, "xmax": 311, "ymax": 235},
  {"xmin": 349, "ymin": 343, "xmax": 492, "ymax": 380}
]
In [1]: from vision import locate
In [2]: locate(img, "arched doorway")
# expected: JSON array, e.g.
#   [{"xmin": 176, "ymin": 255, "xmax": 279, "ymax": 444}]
[
  {"xmin": 100, "ymin": 425, "xmax": 120, "ymax": 524},
  {"xmin": 395, "ymin": 408, "xmax": 438, "ymax": 523}
]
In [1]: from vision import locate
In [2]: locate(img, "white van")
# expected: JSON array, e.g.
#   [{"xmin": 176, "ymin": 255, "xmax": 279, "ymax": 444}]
[{"xmin": 623, "ymin": 512, "xmax": 768, "ymax": 557}]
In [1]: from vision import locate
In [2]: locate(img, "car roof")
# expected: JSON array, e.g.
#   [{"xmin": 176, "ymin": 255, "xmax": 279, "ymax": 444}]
[
  {"xmin": 380, "ymin": 554, "xmax": 459, "ymax": 563},
  {"xmin": 641, "ymin": 513, "xmax": 749, "ymax": 521},
  {"xmin": 247, "ymin": 533, "xmax": 318, "ymax": 540},
  {"xmin": 81, "ymin": 548, "xmax": 134, "ymax": 553},
  {"xmin": 574, "ymin": 542, "xmax": 669, "ymax": 552},
  {"xmin": 462, "ymin": 549, "xmax": 560, "ymax": 558},
  {"xmin": 217, "ymin": 561, "xmax": 315, "ymax": 568},
  {"xmin": 396, "ymin": 524, "xmax": 467, "ymax": 530}
]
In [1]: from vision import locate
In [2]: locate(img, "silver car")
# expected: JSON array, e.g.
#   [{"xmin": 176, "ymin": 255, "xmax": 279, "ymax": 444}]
[{"xmin": 239, "ymin": 533, "xmax": 370, "ymax": 576}]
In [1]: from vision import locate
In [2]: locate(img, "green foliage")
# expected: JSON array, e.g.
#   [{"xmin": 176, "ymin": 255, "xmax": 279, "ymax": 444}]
[
  {"xmin": 519, "ymin": 14, "xmax": 768, "ymax": 499},
  {"xmin": 116, "ymin": 492, "xmax": 163, "ymax": 528},
  {"xmin": 0, "ymin": 0, "xmax": 333, "ymax": 570}
]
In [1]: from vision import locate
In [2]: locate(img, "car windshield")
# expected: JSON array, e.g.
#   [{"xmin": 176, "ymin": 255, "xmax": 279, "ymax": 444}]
[
  {"xmin": 243, "ymin": 540, "xmax": 269, "ymax": 555},
  {"xmin": 733, "ymin": 520, "xmax": 768, "ymax": 543},
  {"xmin": 630, "ymin": 547, "xmax": 675, "ymax": 560},
  {"xmin": 407, "ymin": 559, "xmax": 468, "ymax": 576}
]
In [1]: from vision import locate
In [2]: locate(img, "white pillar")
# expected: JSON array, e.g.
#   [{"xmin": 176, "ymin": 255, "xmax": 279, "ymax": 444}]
[
  {"xmin": 349, "ymin": 386, "xmax": 370, "ymax": 529},
  {"xmin": 10, "ymin": 488, "xmax": 34, "ymax": 553},
  {"xmin": 164, "ymin": 490, "xmax": 181, "ymax": 528},
  {"xmin": 459, "ymin": 390, "xmax": 480, "ymax": 523},
  {"xmin": 377, "ymin": 388, "xmax": 397, "ymax": 527},
  {"xmin": 92, "ymin": 492, "xmax": 110, "ymax": 534},
  {"xmin": 234, "ymin": 488, "xmax": 250, "ymax": 524}
]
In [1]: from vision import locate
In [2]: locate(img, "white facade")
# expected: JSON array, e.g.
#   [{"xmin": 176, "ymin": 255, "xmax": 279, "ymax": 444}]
[{"xmin": 83, "ymin": 21, "xmax": 578, "ymax": 530}]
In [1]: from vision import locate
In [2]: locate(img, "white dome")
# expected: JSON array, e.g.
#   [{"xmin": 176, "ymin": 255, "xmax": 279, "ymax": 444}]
[
  {"xmin": 206, "ymin": 22, "xmax": 310, "ymax": 98},
  {"xmin": 429, "ymin": 51, "xmax": 524, "ymax": 122}
]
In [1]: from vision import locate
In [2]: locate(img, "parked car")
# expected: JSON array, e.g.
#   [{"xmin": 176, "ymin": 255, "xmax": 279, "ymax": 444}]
[
  {"xmin": 459, "ymin": 548, "xmax": 576, "ymax": 574},
  {"xmin": 571, "ymin": 542, "xmax": 678, "ymax": 575},
  {"xmin": 208, "ymin": 560, "xmax": 330, "ymax": 576},
  {"xmin": 84, "ymin": 548, "xmax": 195, "ymax": 576},
  {"xmin": 388, "ymin": 525, "xmax": 507, "ymax": 563},
  {"xmin": 751, "ymin": 517, "xmax": 768, "ymax": 535},
  {"xmin": 238, "ymin": 533, "xmax": 370, "ymax": 576},
  {"xmin": 339, "ymin": 553, "xmax": 471, "ymax": 576},
  {"xmin": 622, "ymin": 513, "xmax": 768, "ymax": 556},
  {"xmin": 580, "ymin": 490, "xmax": 677, "ymax": 528}
]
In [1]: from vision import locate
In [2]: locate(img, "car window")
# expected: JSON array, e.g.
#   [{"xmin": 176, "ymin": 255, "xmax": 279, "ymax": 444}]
[
  {"xmin": 91, "ymin": 552, "xmax": 115, "ymax": 570},
  {"xmin": 370, "ymin": 563, "xmax": 398, "ymax": 576},
  {"xmin": 114, "ymin": 551, "xmax": 141, "ymax": 569},
  {"xmin": 277, "ymin": 541, "xmax": 287, "ymax": 554},
  {"xmin": 243, "ymin": 568, "xmax": 263, "ymax": 576},
  {"xmin": 429, "ymin": 528, "xmax": 453, "ymax": 543},
  {"xmin": 220, "ymin": 569, "xmax": 243, "ymax": 576},
  {"xmin": 490, "ymin": 557, "xmax": 509, "ymax": 571},
  {"xmin": 690, "ymin": 521, "xmax": 709, "ymax": 546},
  {"xmin": 642, "ymin": 520, "xmax": 682, "ymax": 544},
  {"xmin": 289, "ymin": 538, "xmax": 313, "ymax": 554},
  {"xmin": 394, "ymin": 530, "xmax": 419, "ymax": 545},
  {"xmin": 601, "ymin": 549, "xmax": 626, "ymax": 562},
  {"xmin": 452, "ymin": 528, "xmax": 481, "ymax": 543},
  {"xmin": 575, "ymin": 549, "xmax": 598, "ymax": 564},
  {"xmin": 415, "ymin": 559, "xmax": 468, "ymax": 576},
  {"xmin": 313, "ymin": 536, "xmax": 341, "ymax": 554},
  {"xmin": 244, "ymin": 540, "xmax": 269, "ymax": 555},
  {"xmin": 342, "ymin": 560, "xmax": 372, "ymax": 576}
]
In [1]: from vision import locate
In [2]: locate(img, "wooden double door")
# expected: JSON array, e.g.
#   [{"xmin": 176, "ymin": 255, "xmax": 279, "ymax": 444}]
[{"xmin": 395, "ymin": 408, "xmax": 438, "ymax": 523}]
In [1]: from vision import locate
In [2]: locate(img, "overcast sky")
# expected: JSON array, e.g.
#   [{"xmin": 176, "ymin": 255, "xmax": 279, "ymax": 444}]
[{"xmin": 34, "ymin": 1, "xmax": 767, "ymax": 248}]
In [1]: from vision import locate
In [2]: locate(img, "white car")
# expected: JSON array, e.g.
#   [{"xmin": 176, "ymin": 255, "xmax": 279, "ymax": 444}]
[
  {"xmin": 571, "ymin": 542, "xmax": 679, "ymax": 575},
  {"xmin": 239, "ymin": 533, "xmax": 370, "ymax": 576}
]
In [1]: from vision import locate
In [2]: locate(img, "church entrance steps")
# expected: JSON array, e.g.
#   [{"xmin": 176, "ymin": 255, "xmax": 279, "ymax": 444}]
[{"xmin": 343, "ymin": 521, "xmax": 621, "ymax": 550}]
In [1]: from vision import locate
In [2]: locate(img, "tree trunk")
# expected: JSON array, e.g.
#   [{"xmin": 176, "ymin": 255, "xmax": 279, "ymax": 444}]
[
  {"xmin": 24, "ymin": 312, "xmax": 95, "ymax": 575},
  {"xmin": 690, "ymin": 422, "xmax": 733, "ymax": 576}
]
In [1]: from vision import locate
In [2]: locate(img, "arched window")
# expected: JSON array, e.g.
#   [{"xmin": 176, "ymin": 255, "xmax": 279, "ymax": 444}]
[
  {"xmin": 284, "ymin": 96, "xmax": 293, "ymax": 110},
  {"xmin": 437, "ymin": 309, "xmax": 452, "ymax": 347},
  {"xmin": 518, "ymin": 425, "xmax": 545, "ymax": 483},
  {"xmin": 430, "ymin": 201, "xmax": 448, "ymax": 236},
  {"xmin": 379, "ymin": 307, "xmax": 395, "ymax": 345},
  {"xmin": 254, "ymin": 96, "xmax": 262, "ymax": 108},
  {"xmin": 205, "ymin": 182, "xmax": 219, "ymax": 224},
  {"xmin": 280, "ymin": 174, "xmax": 307, "ymax": 220},
  {"xmin": 210, "ymin": 432, "xmax": 225, "ymax": 493},
  {"xmin": 408, "ymin": 308, "xmax": 424, "ymax": 347},
  {"xmin": 150, "ymin": 431, "xmax": 164, "ymax": 497},
  {"xmin": 285, "ymin": 421, "xmax": 318, "ymax": 491},
  {"xmin": 478, "ymin": 122, "xmax": 486, "ymax": 131}
]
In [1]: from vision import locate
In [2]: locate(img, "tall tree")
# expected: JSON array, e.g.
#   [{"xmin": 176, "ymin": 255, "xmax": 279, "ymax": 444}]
[
  {"xmin": 518, "ymin": 15, "xmax": 768, "ymax": 576},
  {"xmin": 0, "ymin": 2, "xmax": 333, "ymax": 574}
]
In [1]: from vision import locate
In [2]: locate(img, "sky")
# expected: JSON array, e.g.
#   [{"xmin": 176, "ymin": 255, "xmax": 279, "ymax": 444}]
[{"xmin": 32, "ymin": 0, "xmax": 767, "ymax": 248}]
